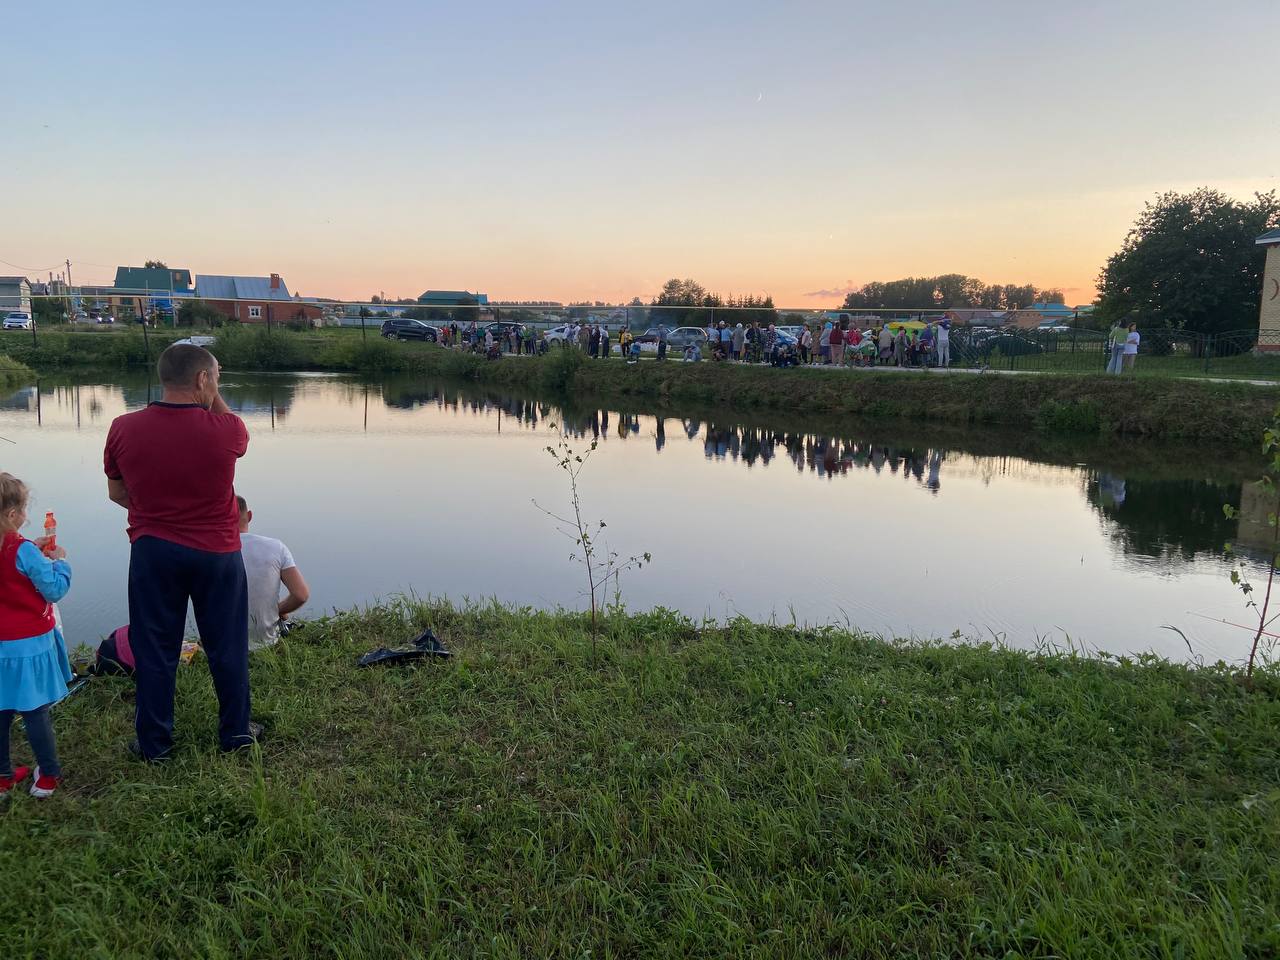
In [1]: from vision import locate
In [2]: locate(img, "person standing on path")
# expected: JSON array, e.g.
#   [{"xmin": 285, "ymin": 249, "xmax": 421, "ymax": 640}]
[
  {"xmin": 719, "ymin": 322, "xmax": 732, "ymax": 361},
  {"xmin": 656, "ymin": 323, "xmax": 668, "ymax": 361},
  {"xmin": 936, "ymin": 320, "xmax": 951, "ymax": 368},
  {"xmin": 732, "ymin": 322, "xmax": 746, "ymax": 362},
  {"xmin": 104, "ymin": 344, "xmax": 257, "ymax": 761},
  {"xmin": 829, "ymin": 321, "xmax": 845, "ymax": 366},
  {"xmin": 799, "ymin": 325, "xmax": 812, "ymax": 365},
  {"xmin": 1123, "ymin": 323, "xmax": 1141, "ymax": 372},
  {"xmin": 1106, "ymin": 320, "xmax": 1127, "ymax": 374}
]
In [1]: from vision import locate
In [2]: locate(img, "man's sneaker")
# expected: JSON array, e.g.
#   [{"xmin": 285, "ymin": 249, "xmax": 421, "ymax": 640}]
[
  {"xmin": 0, "ymin": 766, "xmax": 30, "ymax": 794},
  {"xmin": 29, "ymin": 767, "xmax": 59, "ymax": 799},
  {"xmin": 222, "ymin": 720, "xmax": 265, "ymax": 754},
  {"xmin": 127, "ymin": 739, "xmax": 171, "ymax": 764}
]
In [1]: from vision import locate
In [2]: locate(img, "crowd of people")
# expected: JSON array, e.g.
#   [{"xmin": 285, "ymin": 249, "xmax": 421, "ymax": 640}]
[
  {"xmin": 429, "ymin": 314, "xmax": 1146, "ymax": 374},
  {"xmin": 453, "ymin": 316, "xmax": 959, "ymax": 369},
  {"xmin": 0, "ymin": 344, "xmax": 309, "ymax": 798}
]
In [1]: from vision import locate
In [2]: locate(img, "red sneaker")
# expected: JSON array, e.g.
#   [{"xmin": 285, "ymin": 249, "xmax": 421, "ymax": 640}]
[
  {"xmin": 29, "ymin": 767, "xmax": 59, "ymax": 799},
  {"xmin": 0, "ymin": 766, "xmax": 31, "ymax": 794}
]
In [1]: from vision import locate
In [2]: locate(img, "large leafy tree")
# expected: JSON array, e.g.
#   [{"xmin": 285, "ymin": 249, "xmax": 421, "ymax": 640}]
[{"xmin": 1096, "ymin": 188, "xmax": 1279, "ymax": 335}]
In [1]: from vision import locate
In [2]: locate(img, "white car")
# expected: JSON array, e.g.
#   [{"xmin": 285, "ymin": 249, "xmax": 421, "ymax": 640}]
[
  {"xmin": 174, "ymin": 335, "xmax": 217, "ymax": 347},
  {"xmin": 544, "ymin": 324, "xmax": 577, "ymax": 345},
  {"xmin": 3, "ymin": 312, "xmax": 32, "ymax": 330}
]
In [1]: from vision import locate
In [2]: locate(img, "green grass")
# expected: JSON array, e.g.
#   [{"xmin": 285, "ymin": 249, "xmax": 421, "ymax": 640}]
[{"xmin": 2, "ymin": 602, "xmax": 1277, "ymax": 958}]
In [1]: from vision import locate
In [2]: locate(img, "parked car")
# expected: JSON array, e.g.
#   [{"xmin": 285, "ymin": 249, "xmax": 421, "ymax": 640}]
[
  {"xmin": 544, "ymin": 324, "xmax": 574, "ymax": 345},
  {"xmin": 380, "ymin": 318, "xmax": 440, "ymax": 342},
  {"xmin": 480, "ymin": 321, "xmax": 526, "ymax": 343},
  {"xmin": 174, "ymin": 335, "xmax": 217, "ymax": 347},
  {"xmin": 3, "ymin": 312, "xmax": 32, "ymax": 330},
  {"xmin": 633, "ymin": 326, "xmax": 707, "ymax": 352}
]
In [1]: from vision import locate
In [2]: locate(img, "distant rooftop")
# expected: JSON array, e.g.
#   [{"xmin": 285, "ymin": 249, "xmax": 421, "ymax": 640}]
[
  {"xmin": 418, "ymin": 289, "xmax": 489, "ymax": 305},
  {"xmin": 1257, "ymin": 227, "xmax": 1280, "ymax": 245},
  {"xmin": 114, "ymin": 266, "xmax": 192, "ymax": 292},
  {"xmin": 197, "ymin": 274, "xmax": 295, "ymax": 301}
]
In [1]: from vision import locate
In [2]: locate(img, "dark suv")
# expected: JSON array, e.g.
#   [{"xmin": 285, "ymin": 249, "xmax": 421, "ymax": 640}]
[
  {"xmin": 381, "ymin": 318, "xmax": 440, "ymax": 342},
  {"xmin": 481, "ymin": 321, "xmax": 525, "ymax": 342}
]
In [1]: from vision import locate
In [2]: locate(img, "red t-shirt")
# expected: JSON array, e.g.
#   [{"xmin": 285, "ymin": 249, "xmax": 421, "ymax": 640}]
[{"xmin": 104, "ymin": 402, "xmax": 249, "ymax": 553}]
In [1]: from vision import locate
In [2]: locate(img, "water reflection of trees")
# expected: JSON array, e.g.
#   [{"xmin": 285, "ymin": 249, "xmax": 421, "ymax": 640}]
[
  {"xmin": 373, "ymin": 378, "xmax": 1271, "ymax": 563},
  {"xmin": 1087, "ymin": 472, "xmax": 1243, "ymax": 561},
  {"xmin": 378, "ymin": 380, "xmax": 953, "ymax": 493}
]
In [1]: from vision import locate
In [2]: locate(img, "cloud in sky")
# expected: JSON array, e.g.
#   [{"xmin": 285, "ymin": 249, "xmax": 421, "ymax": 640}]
[{"xmin": 804, "ymin": 282, "xmax": 858, "ymax": 299}]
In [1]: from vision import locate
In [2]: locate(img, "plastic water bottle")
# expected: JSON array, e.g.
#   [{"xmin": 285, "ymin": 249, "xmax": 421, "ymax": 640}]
[{"xmin": 43, "ymin": 511, "xmax": 56, "ymax": 553}]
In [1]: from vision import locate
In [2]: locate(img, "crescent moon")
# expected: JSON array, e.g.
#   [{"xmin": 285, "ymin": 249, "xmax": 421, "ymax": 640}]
[{"xmin": 1271, "ymin": 278, "xmax": 1280, "ymax": 301}]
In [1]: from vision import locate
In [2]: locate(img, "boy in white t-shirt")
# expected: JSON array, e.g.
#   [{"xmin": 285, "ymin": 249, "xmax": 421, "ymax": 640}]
[{"xmin": 237, "ymin": 496, "xmax": 310, "ymax": 650}]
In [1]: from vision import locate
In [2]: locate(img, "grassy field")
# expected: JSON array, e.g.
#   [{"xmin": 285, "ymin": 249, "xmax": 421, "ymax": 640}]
[{"xmin": 1, "ymin": 601, "xmax": 1276, "ymax": 958}]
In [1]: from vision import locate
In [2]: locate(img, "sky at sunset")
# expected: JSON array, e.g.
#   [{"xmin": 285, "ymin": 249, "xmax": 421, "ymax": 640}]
[{"xmin": 6, "ymin": 0, "xmax": 1278, "ymax": 307}]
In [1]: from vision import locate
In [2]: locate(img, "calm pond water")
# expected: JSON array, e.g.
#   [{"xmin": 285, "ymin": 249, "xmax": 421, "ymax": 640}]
[{"xmin": 0, "ymin": 371, "xmax": 1270, "ymax": 664}]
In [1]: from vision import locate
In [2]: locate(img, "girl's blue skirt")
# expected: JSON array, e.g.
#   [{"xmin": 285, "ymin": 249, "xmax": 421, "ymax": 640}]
[{"xmin": 0, "ymin": 628, "xmax": 72, "ymax": 712}]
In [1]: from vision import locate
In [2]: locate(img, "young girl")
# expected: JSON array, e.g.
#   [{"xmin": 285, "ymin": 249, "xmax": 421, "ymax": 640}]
[{"xmin": 0, "ymin": 473, "xmax": 72, "ymax": 798}]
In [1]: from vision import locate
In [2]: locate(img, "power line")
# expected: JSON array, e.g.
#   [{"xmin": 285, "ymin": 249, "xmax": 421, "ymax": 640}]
[{"xmin": 0, "ymin": 256, "xmax": 65, "ymax": 273}]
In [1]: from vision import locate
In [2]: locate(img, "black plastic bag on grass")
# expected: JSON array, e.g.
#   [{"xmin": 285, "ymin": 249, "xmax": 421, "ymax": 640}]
[{"xmin": 357, "ymin": 627, "xmax": 452, "ymax": 668}]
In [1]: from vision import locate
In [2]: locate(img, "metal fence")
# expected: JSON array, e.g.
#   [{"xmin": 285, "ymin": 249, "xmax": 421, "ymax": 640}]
[{"xmin": 10, "ymin": 294, "xmax": 1280, "ymax": 379}]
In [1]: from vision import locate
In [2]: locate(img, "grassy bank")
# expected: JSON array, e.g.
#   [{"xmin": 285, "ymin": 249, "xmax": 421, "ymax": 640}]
[
  {"xmin": 0, "ymin": 353, "xmax": 35, "ymax": 387},
  {"xmin": 403, "ymin": 346, "xmax": 1280, "ymax": 443},
  {"xmin": 5, "ymin": 326, "xmax": 1280, "ymax": 441},
  {"xmin": 1, "ymin": 602, "xmax": 1276, "ymax": 958}
]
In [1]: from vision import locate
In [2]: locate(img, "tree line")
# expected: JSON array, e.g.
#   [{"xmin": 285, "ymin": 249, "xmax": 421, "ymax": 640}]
[
  {"xmin": 649, "ymin": 278, "xmax": 777, "ymax": 325},
  {"xmin": 841, "ymin": 276, "xmax": 1064, "ymax": 311}
]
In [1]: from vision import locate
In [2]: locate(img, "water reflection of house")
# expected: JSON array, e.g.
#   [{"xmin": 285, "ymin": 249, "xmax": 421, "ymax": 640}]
[{"xmin": 0, "ymin": 385, "xmax": 37, "ymax": 412}]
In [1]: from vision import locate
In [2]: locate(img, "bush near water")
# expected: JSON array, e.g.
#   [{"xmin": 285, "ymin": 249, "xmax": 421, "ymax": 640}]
[{"xmin": 0, "ymin": 601, "xmax": 1275, "ymax": 958}]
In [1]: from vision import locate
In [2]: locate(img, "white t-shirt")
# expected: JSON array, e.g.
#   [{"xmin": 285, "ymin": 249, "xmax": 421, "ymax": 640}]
[
  {"xmin": 241, "ymin": 532, "xmax": 296, "ymax": 650},
  {"xmin": 1124, "ymin": 330, "xmax": 1140, "ymax": 355}
]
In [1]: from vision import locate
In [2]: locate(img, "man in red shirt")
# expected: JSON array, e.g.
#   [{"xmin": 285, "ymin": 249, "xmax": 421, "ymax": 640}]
[{"xmin": 104, "ymin": 344, "xmax": 257, "ymax": 761}]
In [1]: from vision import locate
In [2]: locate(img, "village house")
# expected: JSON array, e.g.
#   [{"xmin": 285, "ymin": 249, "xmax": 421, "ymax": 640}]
[
  {"xmin": 196, "ymin": 274, "xmax": 322, "ymax": 326},
  {"xmin": 0, "ymin": 277, "xmax": 32, "ymax": 314},
  {"xmin": 110, "ymin": 265, "xmax": 194, "ymax": 320}
]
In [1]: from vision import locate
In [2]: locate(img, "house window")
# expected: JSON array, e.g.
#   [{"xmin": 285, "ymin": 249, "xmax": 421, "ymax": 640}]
[{"xmin": 248, "ymin": 306, "xmax": 262, "ymax": 319}]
